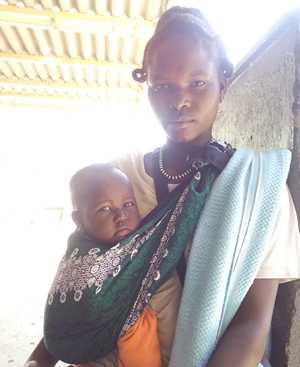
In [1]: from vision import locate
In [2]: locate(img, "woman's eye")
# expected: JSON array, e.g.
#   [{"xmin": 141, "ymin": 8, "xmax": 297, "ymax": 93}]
[
  {"xmin": 190, "ymin": 80, "xmax": 206, "ymax": 88},
  {"xmin": 152, "ymin": 84, "xmax": 170, "ymax": 93}
]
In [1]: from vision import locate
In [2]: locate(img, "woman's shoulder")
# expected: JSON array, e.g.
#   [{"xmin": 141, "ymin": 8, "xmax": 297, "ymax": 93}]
[
  {"xmin": 257, "ymin": 184, "xmax": 300, "ymax": 282},
  {"xmin": 112, "ymin": 150, "xmax": 143, "ymax": 171},
  {"xmin": 228, "ymin": 148, "xmax": 291, "ymax": 171},
  {"xmin": 111, "ymin": 150, "xmax": 154, "ymax": 184},
  {"xmin": 234, "ymin": 147, "xmax": 291, "ymax": 158},
  {"xmin": 111, "ymin": 150, "xmax": 157, "ymax": 218}
]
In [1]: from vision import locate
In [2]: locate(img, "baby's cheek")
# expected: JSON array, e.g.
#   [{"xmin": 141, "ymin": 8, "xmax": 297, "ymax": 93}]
[
  {"xmin": 96, "ymin": 218, "xmax": 114, "ymax": 236},
  {"xmin": 131, "ymin": 209, "xmax": 141, "ymax": 229}
]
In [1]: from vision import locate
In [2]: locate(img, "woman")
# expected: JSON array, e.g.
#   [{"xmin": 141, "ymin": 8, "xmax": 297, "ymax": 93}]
[{"xmin": 25, "ymin": 6, "xmax": 300, "ymax": 367}]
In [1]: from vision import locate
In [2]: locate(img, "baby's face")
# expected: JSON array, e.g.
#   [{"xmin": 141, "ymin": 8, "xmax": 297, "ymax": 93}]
[{"xmin": 78, "ymin": 172, "xmax": 140, "ymax": 246}]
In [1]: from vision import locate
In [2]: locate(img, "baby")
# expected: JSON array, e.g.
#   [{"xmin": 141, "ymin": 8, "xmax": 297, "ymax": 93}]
[
  {"xmin": 70, "ymin": 164, "xmax": 141, "ymax": 249},
  {"xmin": 64, "ymin": 163, "xmax": 180, "ymax": 367}
]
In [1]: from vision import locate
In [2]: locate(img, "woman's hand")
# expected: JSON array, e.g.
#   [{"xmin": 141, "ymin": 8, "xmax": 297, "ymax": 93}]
[
  {"xmin": 24, "ymin": 338, "xmax": 58, "ymax": 367},
  {"xmin": 207, "ymin": 279, "xmax": 279, "ymax": 367}
]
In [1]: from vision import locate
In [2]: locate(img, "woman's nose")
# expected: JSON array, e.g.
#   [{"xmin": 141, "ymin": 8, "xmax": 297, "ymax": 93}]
[{"xmin": 170, "ymin": 90, "xmax": 191, "ymax": 112}]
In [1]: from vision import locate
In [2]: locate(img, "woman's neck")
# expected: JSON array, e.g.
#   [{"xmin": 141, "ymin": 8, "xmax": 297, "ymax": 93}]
[{"xmin": 163, "ymin": 138, "xmax": 211, "ymax": 173}]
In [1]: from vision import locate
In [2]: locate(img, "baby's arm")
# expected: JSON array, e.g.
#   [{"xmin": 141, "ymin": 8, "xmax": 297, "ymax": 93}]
[{"xmin": 24, "ymin": 338, "xmax": 58, "ymax": 367}]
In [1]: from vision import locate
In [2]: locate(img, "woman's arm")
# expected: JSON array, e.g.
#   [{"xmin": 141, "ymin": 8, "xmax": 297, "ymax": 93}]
[
  {"xmin": 24, "ymin": 338, "xmax": 58, "ymax": 367},
  {"xmin": 207, "ymin": 279, "xmax": 279, "ymax": 367}
]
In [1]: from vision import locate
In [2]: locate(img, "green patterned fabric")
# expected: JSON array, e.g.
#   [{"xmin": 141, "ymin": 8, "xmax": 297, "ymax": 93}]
[{"xmin": 43, "ymin": 166, "xmax": 218, "ymax": 364}]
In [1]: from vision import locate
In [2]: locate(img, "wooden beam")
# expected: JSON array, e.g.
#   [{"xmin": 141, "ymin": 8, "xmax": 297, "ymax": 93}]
[
  {"xmin": 33, "ymin": 28, "xmax": 51, "ymax": 56},
  {"xmin": 21, "ymin": 62, "xmax": 38, "ymax": 79},
  {"xmin": 0, "ymin": 77, "xmax": 142, "ymax": 93},
  {"xmin": 34, "ymin": 63, "xmax": 49, "ymax": 80},
  {"xmin": 0, "ymin": 91, "xmax": 89, "ymax": 99},
  {"xmin": 40, "ymin": 0, "xmax": 54, "ymax": 10},
  {"xmin": 8, "ymin": 61, "xmax": 26, "ymax": 78},
  {"xmin": 0, "ymin": 93, "xmax": 141, "ymax": 109},
  {"xmin": 0, "ymin": 60, "xmax": 13, "ymax": 77},
  {"xmin": 0, "ymin": 29, "xmax": 10, "ymax": 52},
  {"xmin": 48, "ymin": 29, "xmax": 64, "ymax": 56},
  {"xmin": 0, "ymin": 5, "xmax": 155, "ymax": 36},
  {"xmin": 46, "ymin": 63, "xmax": 60, "ymax": 80},
  {"xmin": 80, "ymin": 32, "xmax": 93, "ymax": 59},
  {"xmin": 0, "ymin": 51, "xmax": 140, "ymax": 70},
  {"xmin": 17, "ymin": 26, "xmax": 38, "ymax": 54},
  {"xmin": 0, "ymin": 89, "xmax": 141, "ymax": 103},
  {"xmin": 145, "ymin": 0, "xmax": 161, "ymax": 21},
  {"xmin": 94, "ymin": 33, "xmax": 105, "ymax": 61},
  {"xmin": 58, "ymin": 0, "xmax": 72, "ymax": 12},
  {"xmin": 128, "ymin": 0, "xmax": 142, "ymax": 19},
  {"xmin": 64, "ymin": 31, "xmax": 78, "ymax": 58},
  {"xmin": 60, "ymin": 63, "xmax": 72, "ymax": 82},
  {"xmin": 76, "ymin": 0, "xmax": 89, "ymax": 14},
  {"xmin": 1, "ymin": 24, "xmax": 24, "ymax": 53},
  {"xmin": 160, "ymin": 0, "xmax": 169, "ymax": 14},
  {"xmin": 94, "ymin": 0, "xmax": 108, "ymax": 16}
]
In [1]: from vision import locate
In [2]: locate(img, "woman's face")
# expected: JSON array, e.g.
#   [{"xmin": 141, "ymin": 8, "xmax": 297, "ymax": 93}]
[{"xmin": 147, "ymin": 35, "xmax": 224, "ymax": 145}]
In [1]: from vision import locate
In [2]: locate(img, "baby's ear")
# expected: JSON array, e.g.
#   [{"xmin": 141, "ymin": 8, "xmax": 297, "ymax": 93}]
[{"xmin": 72, "ymin": 210, "xmax": 82, "ymax": 229}]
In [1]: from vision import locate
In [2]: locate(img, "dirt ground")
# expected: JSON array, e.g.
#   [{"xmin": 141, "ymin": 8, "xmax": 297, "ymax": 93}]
[{"xmin": 0, "ymin": 212, "xmax": 71, "ymax": 367}]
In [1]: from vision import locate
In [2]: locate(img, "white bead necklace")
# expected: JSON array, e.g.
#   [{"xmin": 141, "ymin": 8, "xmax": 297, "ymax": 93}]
[{"xmin": 159, "ymin": 147, "xmax": 193, "ymax": 181}]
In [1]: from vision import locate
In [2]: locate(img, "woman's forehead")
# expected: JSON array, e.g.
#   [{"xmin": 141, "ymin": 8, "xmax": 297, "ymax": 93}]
[{"xmin": 148, "ymin": 36, "xmax": 216, "ymax": 80}]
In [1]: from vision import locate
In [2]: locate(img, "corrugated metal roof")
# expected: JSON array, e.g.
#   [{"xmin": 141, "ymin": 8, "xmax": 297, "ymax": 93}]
[{"xmin": 0, "ymin": 0, "xmax": 168, "ymax": 106}]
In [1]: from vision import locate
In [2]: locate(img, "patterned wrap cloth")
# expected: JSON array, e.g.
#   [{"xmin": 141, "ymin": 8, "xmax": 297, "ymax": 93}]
[{"xmin": 43, "ymin": 165, "xmax": 218, "ymax": 364}]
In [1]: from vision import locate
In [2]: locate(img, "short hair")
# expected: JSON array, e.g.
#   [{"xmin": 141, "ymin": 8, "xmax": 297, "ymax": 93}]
[
  {"xmin": 70, "ymin": 163, "xmax": 115, "ymax": 210},
  {"xmin": 132, "ymin": 6, "xmax": 233, "ymax": 83}
]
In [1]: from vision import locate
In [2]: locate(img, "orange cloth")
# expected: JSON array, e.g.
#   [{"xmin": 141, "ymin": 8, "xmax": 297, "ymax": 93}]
[{"xmin": 117, "ymin": 307, "xmax": 161, "ymax": 367}]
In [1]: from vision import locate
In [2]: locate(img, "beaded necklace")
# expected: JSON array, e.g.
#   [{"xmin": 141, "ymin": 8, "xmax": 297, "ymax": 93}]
[{"xmin": 159, "ymin": 148, "xmax": 194, "ymax": 181}]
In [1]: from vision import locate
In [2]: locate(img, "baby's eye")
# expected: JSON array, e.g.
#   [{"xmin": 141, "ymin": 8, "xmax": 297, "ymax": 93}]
[
  {"xmin": 124, "ymin": 201, "xmax": 135, "ymax": 208},
  {"xmin": 190, "ymin": 80, "xmax": 206, "ymax": 88},
  {"xmin": 97, "ymin": 206, "xmax": 112, "ymax": 213}
]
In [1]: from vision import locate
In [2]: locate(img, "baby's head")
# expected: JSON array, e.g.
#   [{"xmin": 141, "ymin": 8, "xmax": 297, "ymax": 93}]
[{"xmin": 70, "ymin": 164, "xmax": 140, "ymax": 246}]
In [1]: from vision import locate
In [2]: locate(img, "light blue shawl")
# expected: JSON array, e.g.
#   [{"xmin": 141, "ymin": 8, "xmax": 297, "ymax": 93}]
[{"xmin": 170, "ymin": 149, "xmax": 291, "ymax": 367}]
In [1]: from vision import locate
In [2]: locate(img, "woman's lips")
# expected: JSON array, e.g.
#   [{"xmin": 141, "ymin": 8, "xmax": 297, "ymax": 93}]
[{"xmin": 168, "ymin": 120, "xmax": 194, "ymax": 130}]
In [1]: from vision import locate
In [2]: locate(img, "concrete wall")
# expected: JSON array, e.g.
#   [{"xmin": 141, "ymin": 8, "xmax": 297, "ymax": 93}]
[
  {"xmin": 214, "ymin": 24, "xmax": 296, "ymax": 149},
  {"xmin": 213, "ymin": 14, "xmax": 300, "ymax": 367}
]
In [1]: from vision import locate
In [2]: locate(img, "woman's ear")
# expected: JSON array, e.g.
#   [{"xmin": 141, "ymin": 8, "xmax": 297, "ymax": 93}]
[{"xmin": 72, "ymin": 210, "xmax": 82, "ymax": 230}]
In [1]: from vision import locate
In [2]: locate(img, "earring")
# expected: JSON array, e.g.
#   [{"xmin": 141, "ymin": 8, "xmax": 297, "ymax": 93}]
[{"xmin": 219, "ymin": 87, "xmax": 226, "ymax": 103}]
